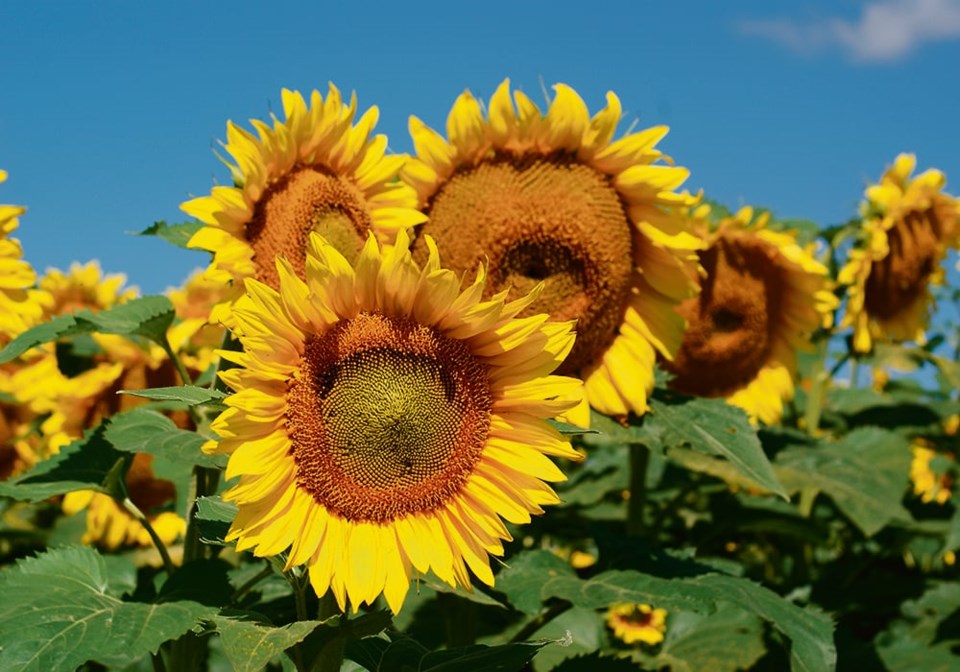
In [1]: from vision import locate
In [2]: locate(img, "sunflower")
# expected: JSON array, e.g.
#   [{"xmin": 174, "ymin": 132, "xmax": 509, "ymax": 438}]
[
  {"xmin": 0, "ymin": 170, "xmax": 49, "ymax": 341},
  {"xmin": 15, "ymin": 264, "xmax": 165, "ymax": 453},
  {"xmin": 207, "ymin": 230, "xmax": 582, "ymax": 614},
  {"xmin": 606, "ymin": 603, "xmax": 667, "ymax": 646},
  {"xmin": 62, "ymin": 453, "xmax": 185, "ymax": 550},
  {"xmin": 839, "ymin": 154, "xmax": 960, "ymax": 353},
  {"xmin": 401, "ymin": 79, "xmax": 701, "ymax": 424},
  {"xmin": 182, "ymin": 85, "xmax": 425, "ymax": 323},
  {"xmin": 38, "ymin": 260, "xmax": 136, "ymax": 318},
  {"xmin": 909, "ymin": 440, "xmax": 954, "ymax": 505},
  {"xmin": 663, "ymin": 206, "xmax": 837, "ymax": 425},
  {"xmin": 166, "ymin": 269, "xmax": 231, "ymax": 375}
]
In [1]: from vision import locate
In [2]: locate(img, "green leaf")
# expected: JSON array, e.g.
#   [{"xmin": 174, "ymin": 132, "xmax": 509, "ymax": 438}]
[
  {"xmin": 647, "ymin": 392, "xmax": 787, "ymax": 499},
  {"xmin": 0, "ymin": 314, "xmax": 86, "ymax": 363},
  {"xmin": 0, "ymin": 424, "xmax": 125, "ymax": 502},
  {"xmin": 775, "ymin": 427, "xmax": 912, "ymax": 536},
  {"xmin": 196, "ymin": 495, "xmax": 239, "ymax": 545},
  {"xmin": 546, "ymin": 418, "xmax": 598, "ymax": 435},
  {"xmin": 582, "ymin": 410, "xmax": 656, "ymax": 449},
  {"xmin": 120, "ymin": 385, "xmax": 226, "ymax": 406},
  {"xmin": 346, "ymin": 634, "xmax": 551, "ymax": 672},
  {"xmin": 159, "ymin": 559, "xmax": 234, "ymax": 607},
  {"xmin": 0, "ymin": 296, "xmax": 176, "ymax": 364},
  {"xmin": 105, "ymin": 408, "xmax": 225, "ymax": 468},
  {"xmin": 653, "ymin": 604, "xmax": 766, "ymax": 672},
  {"xmin": 139, "ymin": 220, "xmax": 205, "ymax": 249},
  {"xmin": 536, "ymin": 568, "xmax": 835, "ymax": 672},
  {"xmin": 0, "ymin": 546, "xmax": 218, "ymax": 670},
  {"xmin": 215, "ymin": 617, "xmax": 324, "ymax": 672},
  {"xmin": 553, "ymin": 652, "xmax": 638, "ymax": 671},
  {"xmin": 494, "ymin": 550, "xmax": 577, "ymax": 615},
  {"xmin": 530, "ymin": 606, "xmax": 603, "ymax": 672}
]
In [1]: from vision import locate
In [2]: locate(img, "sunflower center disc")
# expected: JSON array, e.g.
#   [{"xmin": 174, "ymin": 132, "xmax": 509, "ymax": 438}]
[
  {"xmin": 414, "ymin": 153, "xmax": 634, "ymax": 374},
  {"xmin": 287, "ymin": 313, "xmax": 492, "ymax": 522},
  {"xmin": 618, "ymin": 607, "xmax": 655, "ymax": 627},
  {"xmin": 666, "ymin": 236, "xmax": 783, "ymax": 397},
  {"xmin": 247, "ymin": 166, "xmax": 372, "ymax": 289},
  {"xmin": 864, "ymin": 209, "xmax": 942, "ymax": 321}
]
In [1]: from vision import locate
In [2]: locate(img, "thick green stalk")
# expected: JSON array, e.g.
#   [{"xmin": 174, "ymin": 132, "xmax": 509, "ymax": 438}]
[
  {"xmin": 626, "ymin": 442, "xmax": 649, "ymax": 536},
  {"xmin": 311, "ymin": 591, "xmax": 345, "ymax": 672},
  {"xmin": 803, "ymin": 339, "xmax": 829, "ymax": 436}
]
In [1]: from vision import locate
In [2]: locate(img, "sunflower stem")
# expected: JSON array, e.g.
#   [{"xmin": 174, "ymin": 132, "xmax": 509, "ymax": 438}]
[
  {"xmin": 508, "ymin": 601, "xmax": 572, "ymax": 643},
  {"xmin": 309, "ymin": 591, "xmax": 345, "ymax": 672},
  {"xmin": 803, "ymin": 338, "xmax": 829, "ymax": 436},
  {"xmin": 160, "ymin": 336, "xmax": 206, "ymax": 431},
  {"xmin": 122, "ymin": 497, "xmax": 176, "ymax": 576},
  {"xmin": 849, "ymin": 357, "xmax": 860, "ymax": 388},
  {"xmin": 626, "ymin": 442, "xmax": 649, "ymax": 536},
  {"xmin": 438, "ymin": 592, "xmax": 477, "ymax": 646},
  {"xmin": 231, "ymin": 564, "xmax": 275, "ymax": 605}
]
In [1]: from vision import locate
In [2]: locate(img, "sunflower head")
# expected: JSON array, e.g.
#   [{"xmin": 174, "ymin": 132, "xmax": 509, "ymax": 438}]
[
  {"xmin": 181, "ymin": 85, "xmax": 426, "ymax": 322},
  {"xmin": 606, "ymin": 603, "xmax": 668, "ymax": 646},
  {"xmin": 665, "ymin": 206, "xmax": 837, "ymax": 425},
  {"xmin": 839, "ymin": 154, "xmax": 960, "ymax": 353},
  {"xmin": 909, "ymin": 440, "xmax": 955, "ymax": 505},
  {"xmin": 39, "ymin": 261, "xmax": 136, "ymax": 319},
  {"xmin": 402, "ymin": 79, "xmax": 701, "ymax": 422},
  {"xmin": 208, "ymin": 229, "xmax": 582, "ymax": 614},
  {"xmin": 0, "ymin": 170, "xmax": 50, "ymax": 341}
]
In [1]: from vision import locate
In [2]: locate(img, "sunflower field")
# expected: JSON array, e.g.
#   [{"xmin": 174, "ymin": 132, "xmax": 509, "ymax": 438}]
[{"xmin": 0, "ymin": 81, "xmax": 958, "ymax": 672}]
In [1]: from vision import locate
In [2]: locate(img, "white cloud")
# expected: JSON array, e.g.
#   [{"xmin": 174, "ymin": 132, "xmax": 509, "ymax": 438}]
[{"xmin": 738, "ymin": 0, "xmax": 960, "ymax": 62}]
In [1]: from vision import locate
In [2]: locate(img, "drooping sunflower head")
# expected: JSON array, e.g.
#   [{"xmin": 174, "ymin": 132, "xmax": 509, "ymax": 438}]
[
  {"xmin": 182, "ymin": 85, "xmax": 426, "ymax": 322},
  {"xmin": 402, "ymin": 79, "xmax": 701, "ymax": 422},
  {"xmin": 208, "ymin": 230, "xmax": 582, "ymax": 614},
  {"xmin": 0, "ymin": 170, "xmax": 49, "ymax": 341},
  {"xmin": 664, "ymin": 206, "xmax": 837, "ymax": 425},
  {"xmin": 839, "ymin": 154, "xmax": 960, "ymax": 353},
  {"xmin": 62, "ymin": 453, "xmax": 185, "ymax": 550},
  {"xmin": 606, "ymin": 603, "xmax": 668, "ymax": 646}
]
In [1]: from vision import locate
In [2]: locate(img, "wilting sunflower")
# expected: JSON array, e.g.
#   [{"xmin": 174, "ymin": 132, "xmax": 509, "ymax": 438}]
[
  {"xmin": 663, "ymin": 206, "xmax": 837, "ymax": 425},
  {"xmin": 0, "ymin": 170, "xmax": 48, "ymax": 340},
  {"xmin": 62, "ymin": 453, "xmax": 185, "ymax": 550},
  {"xmin": 839, "ymin": 154, "xmax": 960, "ymax": 353},
  {"xmin": 402, "ymin": 79, "xmax": 700, "ymax": 423},
  {"xmin": 208, "ymin": 230, "xmax": 581, "ymax": 614},
  {"xmin": 607, "ymin": 603, "xmax": 668, "ymax": 645},
  {"xmin": 182, "ymin": 85, "xmax": 425, "ymax": 323}
]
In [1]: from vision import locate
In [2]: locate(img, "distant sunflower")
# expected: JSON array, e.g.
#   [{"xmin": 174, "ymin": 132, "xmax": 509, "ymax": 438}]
[
  {"xmin": 38, "ymin": 260, "xmax": 136, "ymax": 319},
  {"xmin": 839, "ymin": 154, "xmax": 960, "ymax": 353},
  {"xmin": 909, "ymin": 440, "xmax": 954, "ymax": 505},
  {"xmin": 17, "ymin": 264, "xmax": 164, "ymax": 453},
  {"xmin": 0, "ymin": 170, "xmax": 49, "ymax": 340},
  {"xmin": 208, "ymin": 231, "xmax": 581, "ymax": 614},
  {"xmin": 166, "ymin": 269, "xmax": 231, "ymax": 375},
  {"xmin": 664, "ymin": 206, "xmax": 837, "ymax": 425},
  {"xmin": 182, "ymin": 86, "xmax": 425, "ymax": 323},
  {"xmin": 607, "ymin": 603, "xmax": 667, "ymax": 646},
  {"xmin": 62, "ymin": 453, "xmax": 185, "ymax": 550},
  {"xmin": 402, "ymin": 79, "xmax": 700, "ymax": 423}
]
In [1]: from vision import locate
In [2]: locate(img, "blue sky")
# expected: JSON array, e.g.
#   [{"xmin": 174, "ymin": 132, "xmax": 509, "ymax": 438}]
[{"xmin": 2, "ymin": 0, "xmax": 959, "ymax": 294}]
